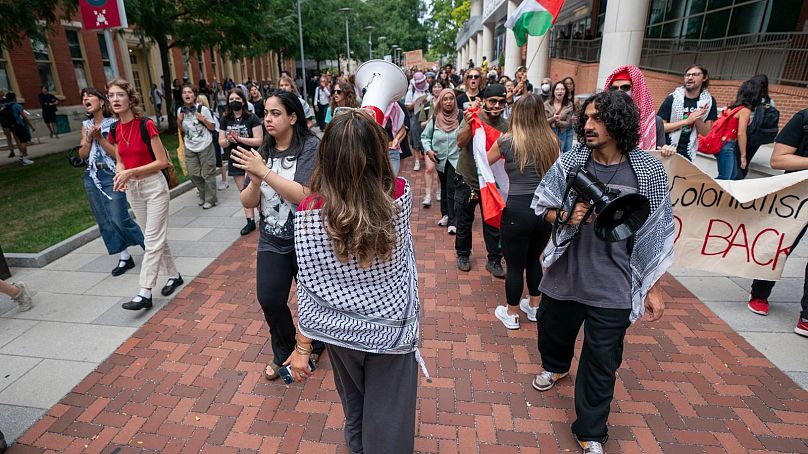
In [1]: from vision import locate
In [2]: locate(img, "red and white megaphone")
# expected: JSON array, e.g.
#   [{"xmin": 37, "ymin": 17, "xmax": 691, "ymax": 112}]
[{"xmin": 355, "ymin": 59, "xmax": 408, "ymax": 125}]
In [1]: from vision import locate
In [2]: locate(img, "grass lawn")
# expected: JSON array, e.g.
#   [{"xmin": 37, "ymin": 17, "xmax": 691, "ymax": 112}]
[{"xmin": 0, "ymin": 132, "xmax": 185, "ymax": 253}]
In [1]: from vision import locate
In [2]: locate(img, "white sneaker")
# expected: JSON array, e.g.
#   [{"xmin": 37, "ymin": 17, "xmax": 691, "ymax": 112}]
[
  {"xmin": 519, "ymin": 297, "xmax": 538, "ymax": 322},
  {"xmin": 217, "ymin": 181, "xmax": 228, "ymax": 191},
  {"xmin": 577, "ymin": 439, "xmax": 605, "ymax": 454},
  {"xmin": 413, "ymin": 159, "xmax": 421, "ymax": 171},
  {"xmin": 202, "ymin": 202, "xmax": 214, "ymax": 209},
  {"xmin": 447, "ymin": 225, "xmax": 456, "ymax": 234},
  {"xmin": 20, "ymin": 158, "xmax": 34, "ymax": 166},
  {"xmin": 532, "ymin": 370, "xmax": 569, "ymax": 391},
  {"xmin": 437, "ymin": 215, "xmax": 449, "ymax": 226},
  {"xmin": 436, "ymin": 190, "xmax": 441, "ymax": 201},
  {"xmin": 494, "ymin": 305, "xmax": 519, "ymax": 329},
  {"xmin": 422, "ymin": 194, "xmax": 432, "ymax": 207},
  {"xmin": 12, "ymin": 282, "xmax": 33, "ymax": 312}
]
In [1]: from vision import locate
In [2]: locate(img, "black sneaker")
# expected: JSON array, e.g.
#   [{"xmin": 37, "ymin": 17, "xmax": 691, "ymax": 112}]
[
  {"xmin": 486, "ymin": 260, "xmax": 506, "ymax": 279},
  {"xmin": 122, "ymin": 295, "xmax": 153, "ymax": 310},
  {"xmin": 161, "ymin": 275, "xmax": 184, "ymax": 296},
  {"xmin": 7, "ymin": 150, "xmax": 15, "ymax": 158},
  {"xmin": 457, "ymin": 256, "xmax": 471, "ymax": 272},
  {"xmin": 111, "ymin": 257, "xmax": 135, "ymax": 276},
  {"xmin": 240, "ymin": 218, "xmax": 256, "ymax": 235}
]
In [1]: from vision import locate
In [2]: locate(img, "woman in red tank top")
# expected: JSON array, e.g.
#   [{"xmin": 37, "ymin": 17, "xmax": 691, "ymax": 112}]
[{"xmin": 100, "ymin": 79, "xmax": 184, "ymax": 310}]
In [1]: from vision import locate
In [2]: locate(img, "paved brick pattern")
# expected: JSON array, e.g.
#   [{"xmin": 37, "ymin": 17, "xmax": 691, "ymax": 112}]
[{"xmin": 9, "ymin": 167, "xmax": 808, "ymax": 453}]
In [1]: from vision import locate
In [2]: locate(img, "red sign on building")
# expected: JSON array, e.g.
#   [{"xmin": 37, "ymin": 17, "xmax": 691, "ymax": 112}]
[{"xmin": 79, "ymin": 0, "xmax": 128, "ymax": 31}]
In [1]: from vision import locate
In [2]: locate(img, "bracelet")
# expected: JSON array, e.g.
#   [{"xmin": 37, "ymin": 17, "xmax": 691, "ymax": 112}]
[
  {"xmin": 295, "ymin": 343, "xmax": 313, "ymax": 355},
  {"xmin": 261, "ymin": 168, "xmax": 271, "ymax": 181}
]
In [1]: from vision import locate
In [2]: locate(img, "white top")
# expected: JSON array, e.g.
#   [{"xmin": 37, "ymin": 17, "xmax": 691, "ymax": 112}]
[{"xmin": 177, "ymin": 104, "xmax": 214, "ymax": 152}]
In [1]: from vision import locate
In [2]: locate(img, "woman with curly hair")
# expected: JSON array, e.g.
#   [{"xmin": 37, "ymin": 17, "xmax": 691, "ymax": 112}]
[
  {"xmin": 323, "ymin": 80, "xmax": 358, "ymax": 125},
  {"xmin": 286, "ymin": 110, "xmax": 426, "ymax": 454},
  {"xmin": 102, "ymin": 79, "xmax": 184, "ymax": 310}
]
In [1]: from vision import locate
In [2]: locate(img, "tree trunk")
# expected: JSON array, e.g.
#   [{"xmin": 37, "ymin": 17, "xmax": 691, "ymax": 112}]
[
  {"xmin": 156, "ymin": 36, "xmax": 177, "ymax": 131},
  {"xmin": 277, "ymin": 51, "xmax": 284, "ymax": 76}
]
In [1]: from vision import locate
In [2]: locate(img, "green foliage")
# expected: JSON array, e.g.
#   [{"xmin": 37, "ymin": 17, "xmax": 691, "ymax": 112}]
[
  {"xmin": 426, "ymin": 0, "xmax": 469, "ymax": 62},
  {"xmin": 0, "ymin": 0, "xmax": 78, "ymax": 49}
]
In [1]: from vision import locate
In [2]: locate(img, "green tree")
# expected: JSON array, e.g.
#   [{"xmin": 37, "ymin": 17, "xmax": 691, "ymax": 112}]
[
  {"xmin": 0, "ymin": 0, "xmax": 77, "ymax": 49},
  {"xmin": 425, "ymin": 0, "xmax": 469, "ymax": 63}
]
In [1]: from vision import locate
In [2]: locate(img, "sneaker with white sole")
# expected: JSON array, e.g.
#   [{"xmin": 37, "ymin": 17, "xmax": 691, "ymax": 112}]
[
  {"xmin": 447, "ymin": 225, "xmax": 456, "ymax": 234},
  {"xmin": 532, "ymin": 370, "xmax": 569, "ymax": 391},
  {"xmin": 413, "ymin": 159, "xmax": 421, "ymax": 171},
  {"xmin": 495, "ymin": 305, "xmax": 519, "ymax": 329},
  {"xmin": 20, "ymin": 157, "xmax": 34, "ymax": 166},
  {"xmin": 577, "ymin": 439, "xmax": 604, "ymax": 454},
  {"xmin": 437, "ymin": 215, "xmax": 449, "ymax": 226},
  {"xmin": 422, "ymin": 194, "xmax": 432, "ymax": 207},
  {"xmin": 436, "ymin": 190, "xmax": 441, "ymax": 201},
  {"xmin": 519, "ymin": 297, "xmax": 538, "ymax": 322},
  {"xmin": 217, "ymin": 180, "xmax": 229, "ymax": 191},
  {"xmin": 12, "ymin": 282, "xmax": 33, "ymax": 312}
]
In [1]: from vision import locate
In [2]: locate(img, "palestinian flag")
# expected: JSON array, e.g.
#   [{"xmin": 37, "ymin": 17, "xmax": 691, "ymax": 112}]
[
  {"xmin": 505, "ymin": 0, "xmax": 565, "ymax": 47},
  {"xmin": 469, "ymin": 109, "xmax": 508, "ymax": 228}
]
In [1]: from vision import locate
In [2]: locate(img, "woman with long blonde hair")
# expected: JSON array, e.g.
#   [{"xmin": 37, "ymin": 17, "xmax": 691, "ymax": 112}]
[
  {"xmin": 487, "ymin": 93, "xmax": 559, "ymax": 329},
  {"xmin": 286, "ymin": 111, "xmax": 424, "ymax": 454}
]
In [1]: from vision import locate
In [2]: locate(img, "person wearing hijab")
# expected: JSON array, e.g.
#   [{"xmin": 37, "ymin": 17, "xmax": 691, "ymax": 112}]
[
  {"xmin": 421, "ymin": 88, "xmax": 462, "ymax": 233},
  {"xmin": 603, "ymin": 66, "xmax": 662, "ymax": 151}
]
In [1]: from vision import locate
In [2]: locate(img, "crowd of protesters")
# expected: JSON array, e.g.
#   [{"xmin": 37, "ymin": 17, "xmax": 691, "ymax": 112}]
[{"xmin": 1, "ymin": 55, "xmax": 807, "ymax": 454}]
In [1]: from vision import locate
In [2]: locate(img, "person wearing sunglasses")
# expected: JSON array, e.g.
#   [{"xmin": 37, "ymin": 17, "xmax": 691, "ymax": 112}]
[
  {"xmin": 456, "ymin": 68, "xmax": 485, "ymax": 112},
  {"xmin": 603, "ymin": 65, "xmax": 666, "ymax": 151},
  {"xmin": 657, "ymin": 64, "xmax": 717, "ymax": 160},
  {"xmin": 545, "ymin": 81, "xmax": 575, "ymax": 153},
  {"xmin": 324, "ymin": 81, "xmax": 358, "ymax": 126},
  {"xmin": 454, "ymin": 84, "xmax": 509, "ymax": 277}
]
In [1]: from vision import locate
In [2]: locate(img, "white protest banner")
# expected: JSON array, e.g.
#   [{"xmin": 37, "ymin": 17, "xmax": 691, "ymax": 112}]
[{"xmin": 654, "ymin": 153, "xmax": 808, "ymax": 280}]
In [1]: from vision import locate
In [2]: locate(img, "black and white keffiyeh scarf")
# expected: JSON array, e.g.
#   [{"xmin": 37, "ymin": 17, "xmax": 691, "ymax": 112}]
[
  {"xmin": 294, "ymin": 182, "xmax": 429, "ymax": 376},
  {"xmin": 531, "ymin": 143, "xmax": 676, "ymax": 322},
  {"xmin": 84, "ymin": 117, "xmax": 118, "ymax": 199},
  {"xmin": 668, "ymin": 86, "xmax": 713, "ymax": 160}
]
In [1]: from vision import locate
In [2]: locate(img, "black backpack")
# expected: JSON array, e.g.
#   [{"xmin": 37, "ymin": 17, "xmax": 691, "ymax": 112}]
[
  {"xmin": 109, "ymin": 117, "xmax": 156, "ymax": 157},
  {"xmin": 0, "ymin": 102, "xmax": 16, "ymax": 129},
  {"xmin": 748, "ymin": 102, "xmax": 780, "ymax": 149}
]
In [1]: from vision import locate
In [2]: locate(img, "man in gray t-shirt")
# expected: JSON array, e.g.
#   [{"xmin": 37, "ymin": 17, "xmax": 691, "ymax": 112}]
[{"xmin": 530, "ymin": 91, "xmax": 671, "ymax": 454}]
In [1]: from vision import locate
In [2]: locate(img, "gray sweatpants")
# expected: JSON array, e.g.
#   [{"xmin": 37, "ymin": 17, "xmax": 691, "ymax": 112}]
[
  {"xmin": 185, "ymin": 143, "xmax": 218, "ymax": 205},
  {"xmin": 327, "ymin": 344, "xmax": 418, "ymax": 454}
]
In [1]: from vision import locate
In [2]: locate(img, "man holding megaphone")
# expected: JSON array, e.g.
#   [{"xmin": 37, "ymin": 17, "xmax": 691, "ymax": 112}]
[{"xmin": 529, "ymin": 90, "xmax": 675, "ymax": 454}]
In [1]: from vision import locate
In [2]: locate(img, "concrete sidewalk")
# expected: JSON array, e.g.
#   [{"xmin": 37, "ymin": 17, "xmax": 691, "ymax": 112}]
[{"xmin": 0, "ymin": 183, "xmax": 249, "ymax": 443}]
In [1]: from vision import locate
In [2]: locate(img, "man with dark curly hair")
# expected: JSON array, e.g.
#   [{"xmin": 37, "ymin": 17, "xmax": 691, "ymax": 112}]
[{"xmin": 529, "ymin": 90, "xmax": 675, "ymax": 454}]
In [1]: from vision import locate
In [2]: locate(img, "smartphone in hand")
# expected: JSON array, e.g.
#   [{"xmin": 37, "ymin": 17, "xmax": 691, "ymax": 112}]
[{"xmin": 278, "ymin": 359, "xmax": 316, "ymax": 384}]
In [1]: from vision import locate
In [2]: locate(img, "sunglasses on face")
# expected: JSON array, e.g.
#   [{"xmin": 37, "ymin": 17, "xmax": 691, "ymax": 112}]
[
  {"xmin": 467, "ymin": 74, "xmax": 480, "ymax": 80},
  {"xmin": 487, "ymin": 98, "xmax": 507, "ymax": 106},
  {"xmin": 609, "ymin": 84, "xmax": 632, "ymax": 92},
  {"xmin": 333, "ymin": 90, "xmax": 343, "ymax": 94}
]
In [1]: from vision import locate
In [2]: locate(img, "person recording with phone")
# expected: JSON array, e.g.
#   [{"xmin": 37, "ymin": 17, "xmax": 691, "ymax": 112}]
[{"xmin": 530, "ymin": 90, "xmax": 674, "ymax": 454}]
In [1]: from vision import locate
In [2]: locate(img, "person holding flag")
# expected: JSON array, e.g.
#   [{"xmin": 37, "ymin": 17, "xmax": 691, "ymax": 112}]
[{"xmin": 454, "ymin": 84, "xmax": 509, "ymax": 276}]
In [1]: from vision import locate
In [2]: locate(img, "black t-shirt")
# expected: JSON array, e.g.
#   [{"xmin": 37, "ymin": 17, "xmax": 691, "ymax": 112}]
[
  {"xmin": 219, "ymin": 112, "xmax": 262, "ymax": 156},
  {"xmin": 456, "ymin": 92, "xmax": 481, "ymax": 111},
  {"xmin": 251, "ymin": 98, "xmax": 265, "ymax": 119},
  {"xmin": 774, "ymin": 109, "xmax": 808, "ymax": 173},
  {"xmin": 38, "ymin": 93, "xmax": 58, "ymax": 114},
  {"xmin": 658, "ymin": 93, "xmax": 718, "ymax": 157},
  {"xmin": 257, "ymin": 135, "xmax": 319, "ymax": 253}
]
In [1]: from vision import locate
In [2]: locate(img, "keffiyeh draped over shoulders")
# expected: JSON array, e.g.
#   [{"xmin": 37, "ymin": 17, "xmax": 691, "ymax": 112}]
[
  {"xmin": 294, "ymin": 182, "xmax": 428, "ymax": 378},
  {"xmin": 530, "ymin": 143, "xmax": 676, "ymax": 322}
]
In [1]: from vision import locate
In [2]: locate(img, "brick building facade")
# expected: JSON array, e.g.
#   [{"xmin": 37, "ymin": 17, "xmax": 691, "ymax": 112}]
[{"xmin": 1, "ymin": 12, "xmax": 297, "ymax": 132}]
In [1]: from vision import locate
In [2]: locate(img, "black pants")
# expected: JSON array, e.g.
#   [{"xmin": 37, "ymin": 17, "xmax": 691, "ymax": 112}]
[
  {"xmin": 315, "ymin": 104, "xmax": 328, "ymax": 130},
  {"xmin": 501, "ymin": 194, "xmax": 551, "ymax": 306},
  {"xmin": 328, "ymin": 345, "xmax": 418, "ymax": 454},
  {"xmin": 453, "ymin": 175, "xmax": 501, "ymax": 261},
  {"xmin": 256, "ymin": 250, "xmax": 324, "ymax": 366},
  {"xmin": 437, "ymin": 161, "xmax": 457, "ymax": 226},
  {"xmin": 751, "ymin": 225, "xmax": 808, "ymax": 318},
  {"xmin": 538, "ymin": 295, "xmax": 631, "ymax": 443}
]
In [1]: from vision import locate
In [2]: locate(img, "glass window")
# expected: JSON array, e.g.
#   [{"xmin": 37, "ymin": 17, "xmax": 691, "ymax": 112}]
[
  {"xmin": 648, "ymin": 0, "xmax": 667, "ymax": 25},
  {"xmin": 74, "ymin": 62, "xmax": 89, "ymax": 89},
  {"xmin": 684, "ymin": 16, "xmax": 703, "ymax": 39},
  {"xmin": 664, "ymin": 0, "xmax": 687, "ymax": 22},
  {"xmin": 764, "ymin": 0, "xmax": 801, "ymax": 33},
  {"xmin": 728, "ymin": 2, "xmax": 765, "ymax": 35},
  {"xmin": 97, "ymin": 34, "xmax": 114, "ymax": 81},
  {"xmin": 662, "ymin": 19, "xmax": 684, "ymax": 38},
  {"xmin": 687, "ymin": 0, "xmax": 707, "ymax": 14},
  {"xmin": 701, "ymin": 9, "xmax": 730, "ymax": 38},
  {"xmin": 66, "ymin": 30, "xmax": 90, "ymax": 89},
  {"xmin": 65, "ymin": 30, "xmax": 83, "ymax": 59},
  {"xmin": 707, "ymin": 0, "xmax": 732, "ymax": 11},
  {"xmin": 198, "ymin": 53, "xmax": 205, "ymax": 80},
  {"xmin": 0, "ymin": 58, "xmax": 10, "ymax": 92},
  {"xmin": 647, "ymin": 25, "xmax": 663, "ymax": 38},
  {"xmin": 31, "ymin": 38, "xmax": 56, "ymax": 92}
]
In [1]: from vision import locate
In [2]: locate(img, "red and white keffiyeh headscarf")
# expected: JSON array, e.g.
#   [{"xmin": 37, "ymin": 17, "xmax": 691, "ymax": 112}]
[{"xmin": 603, "ymin": 65, "xmax": 657, "ymax": 151}]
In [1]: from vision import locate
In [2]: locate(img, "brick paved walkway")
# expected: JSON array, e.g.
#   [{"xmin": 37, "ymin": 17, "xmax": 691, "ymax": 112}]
[{"xmin": 9, "ymin": 167, "xmax": 808, "ymax": 453}]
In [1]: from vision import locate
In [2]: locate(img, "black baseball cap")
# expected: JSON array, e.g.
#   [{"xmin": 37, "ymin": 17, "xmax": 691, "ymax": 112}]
[{"xmin": 482, "ymin": 84, "xmax": 507, "ymax": 99}]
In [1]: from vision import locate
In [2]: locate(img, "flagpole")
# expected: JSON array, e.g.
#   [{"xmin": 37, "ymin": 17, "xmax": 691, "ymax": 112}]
[{"xmin": 523, "ymin": 31, "xmax": 550, "ymax": 81}]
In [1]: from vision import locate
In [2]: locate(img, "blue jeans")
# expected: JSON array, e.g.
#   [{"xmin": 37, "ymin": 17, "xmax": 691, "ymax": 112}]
[
  {"xmin": 84, "ymin": 168, "xmax": 144, "ymax": 255},
  {"xmin": 389, "ymin": 149, "xmax": 400, "ymax": 176},
  {"xmin": 553, "ymin": 128, "xmax": 573, "ymax": 153},
  {"xmin": 716, "ymin": 140, "xmax": 738, "ymax": 180}
]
